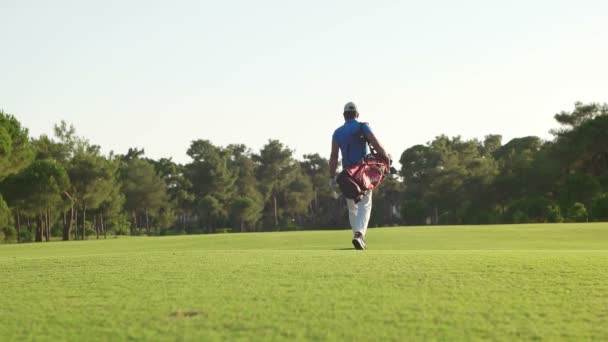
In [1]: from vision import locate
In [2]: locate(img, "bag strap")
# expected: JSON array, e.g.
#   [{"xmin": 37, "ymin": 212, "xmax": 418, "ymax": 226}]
[
  {"xmin": 359, "ymin": 122, "xmax": 379, "ymax": 156},
  {"xmin": 346, "ymin": 122, "xmax": 370, "ymax": 165}
]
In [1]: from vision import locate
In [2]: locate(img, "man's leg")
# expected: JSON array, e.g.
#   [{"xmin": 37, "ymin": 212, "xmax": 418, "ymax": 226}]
[
  {"xmin": 346, "ymin": 198, "xmax": 365, "ymax": 249},
  {"xmin": 356, "ymin": 191, "xmax": 373, "ymax": 237},
  {"xmin": 347, "ymin": 192, "xmax": 372, "ymax": 250},
  {"xmin": 346, "ymin": 198, "xmax": 360, "ymax": 234}
]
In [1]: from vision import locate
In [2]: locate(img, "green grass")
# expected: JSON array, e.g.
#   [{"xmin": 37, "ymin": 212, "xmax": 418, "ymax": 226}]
[{"xmin": 1, "ymin": 223, "xmax": 608, "ymax": 341}]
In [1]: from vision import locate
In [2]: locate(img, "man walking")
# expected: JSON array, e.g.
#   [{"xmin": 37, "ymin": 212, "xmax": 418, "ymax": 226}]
[{"xmin": 329, "ymin": 102, "xmax": 390, "ymax": 250}]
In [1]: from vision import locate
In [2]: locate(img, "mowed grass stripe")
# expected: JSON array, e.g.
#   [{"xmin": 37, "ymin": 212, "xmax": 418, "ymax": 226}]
[
  {"xmin": 1, "ymin": 223, "xmax": 608, "ymax": 341},
  {"xmin": 2, "ymin": 223, "xmax": 608, "ymax": 259}
]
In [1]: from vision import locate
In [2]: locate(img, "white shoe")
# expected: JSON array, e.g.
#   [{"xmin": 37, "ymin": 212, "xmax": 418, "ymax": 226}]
[{"xmin": 352, "ymin": 232, "xmax": 366, "ymax": 250}]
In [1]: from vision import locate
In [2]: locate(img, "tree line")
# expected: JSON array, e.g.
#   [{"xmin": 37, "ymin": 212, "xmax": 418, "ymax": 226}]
[{"xmin": 0, "ymin": 102, "xmax": 607, "ymax": 243}]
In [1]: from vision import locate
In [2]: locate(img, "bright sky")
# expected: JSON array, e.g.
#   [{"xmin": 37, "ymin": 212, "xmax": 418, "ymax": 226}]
[{"xmin": 1, "ymin": 0, "xmax": 607, "ymax": 163}]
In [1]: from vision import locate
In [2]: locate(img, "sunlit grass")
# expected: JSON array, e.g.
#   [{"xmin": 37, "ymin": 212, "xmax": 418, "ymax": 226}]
[{"xmin": 1, "ymin": 223, "xmax": 608, "ymax": 341}]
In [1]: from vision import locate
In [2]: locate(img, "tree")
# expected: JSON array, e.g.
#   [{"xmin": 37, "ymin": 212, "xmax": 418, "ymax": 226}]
[
  {"xmin": 68, "ymin": 152, "xmax": 118, "ymax": 240},
  {"xmin": 482, "ymin": 135, "xmax": 502, "ymax": 157},
  {"xmin": 31, "ymin": 134, "xmax": 71, "ymax": 165},
  {"xmin": 2, "ymin": 160, "xmax": 70, "ymax": 242},
  {"xmin": 186, "ymin": 140, "xmax": 236, "ymax": 233},
  {"xmin": 491, "ymin": 136, "xmax": 546, "ymax": 218},
  {"xmin": 281, "ymin": 171, "xmax": 314, "ymax": 228},
  {"xmin": 95, "ymin": 179, "xmax": 128, "ymax": 237},
  {"xmin": 149, "ymin": 158, "xmax": 194, "ymax": 233},
  {"xmin": 0, "ymin": 111, "xmax": 34, "ymax": 235},
  {"xmin": 400, "ymin": 136, "xmax": 498, "ymax": 224},
  {"xmin": 254, "ymin": 140, "xmax": 303, "ymax": 229},
  {"xmin": 557, "ymin": 173, "xmax": 601, "ymax": 212},
  {"xmin": 545, "ymin": 103, "xmax": 608, "ymax": 218},
  {"xmin": 550, "ymin": 114, "xmax": 608, "ymax": 179},
  {"xmin": 551, "ymin": 102, "xmax": 608, "ymax": 134},
  {"xmin": 230, "ymin": 197, "xmax": 261, "ymax": 232},
  {"xmin": 300, "ymin": 153, "xmax": 342, "ymax": 228},
  {"xmin": 121, "ymin": 158, "xmax": 169, "ymax": 234},
  {"xmin": 0, "ymin": 195, "xmax": 10, "ymax": 231},
  {"xmin": 400, "ymin": 144, "xmax": 438, "ymax": 224},
  {"xmin": 30, "ymin": 122, "xmax": 117, "ymax": 240},
  {"xmin": 0, "ymin": 110, "xmax": 34, "ymax": 180},
  {"xmin": 197, "ymin": 195, "xmax": 225, "ymax": 232},
  {"xmin": 369, "ymin": 176, "xmax": 403, "ymax": 227},
  {"xmin": 53, "ymin": 120, "xmax": 92, "ymax": 156},
  {"xmin": 226, "ymin": 144, "xmax": 263, "ymax": 231}
]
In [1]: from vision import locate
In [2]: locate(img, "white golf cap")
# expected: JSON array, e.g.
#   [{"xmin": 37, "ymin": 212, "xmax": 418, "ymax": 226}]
[{"xmin": 344, "ymin": 102, "xmax": 358, "ymax": 112}]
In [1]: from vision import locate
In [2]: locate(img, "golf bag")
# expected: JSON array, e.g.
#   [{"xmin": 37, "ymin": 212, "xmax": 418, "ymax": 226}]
[{"xmin": 337, "ymin": 154, "xmax": 391, "ymax": 203}]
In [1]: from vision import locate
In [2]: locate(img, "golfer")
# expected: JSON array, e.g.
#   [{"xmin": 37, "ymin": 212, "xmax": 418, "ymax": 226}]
[{"xmin": 329, "ymin": 102, "xmax": 390, "ymax": 250}]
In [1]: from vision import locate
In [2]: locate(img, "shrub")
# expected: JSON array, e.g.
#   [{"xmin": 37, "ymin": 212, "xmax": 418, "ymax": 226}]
[
  {"xmin": 568, "ymin": 202, "xmax": 588, "ymax": 222},
  {"xmin": 109, "ymin": 215, "xmax": 131, "ymax": 236},
  {"xmin": 591, "ymin": 193, "xmax": 608, "ymax": 221},
  {"xmin": 84, "ymin": 222, "xmax": 96, "ymax": 238},
  {"xmin": 506, "ymin": 197, "xmax": 550, "ymax": 223},
  {"xmin": 400, "ymin": 200, "xmax": 429, "ymax": 225},
  {"xmin": 51, "ymin": 224, "xmax": 63, "ymax": 238},
  {"xmin": 546, "ymin": 204, "xmax": 564, "ymax": 223},
  {"xmin": 2, "ymin": 226, "xmax": 17, "ymax": 243},
  {"xmin": 19, "ymin": 229, "xmax": 33, "ymax": 243},
  {"xmin": 512, "ymin": 210, "xmax": 529, "ymax": 224}
]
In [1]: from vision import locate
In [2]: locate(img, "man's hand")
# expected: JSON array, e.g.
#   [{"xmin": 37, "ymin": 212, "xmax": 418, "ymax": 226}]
[{"xmin": 365, "ymin": 131, "xmax": 390, "ymax": 163}]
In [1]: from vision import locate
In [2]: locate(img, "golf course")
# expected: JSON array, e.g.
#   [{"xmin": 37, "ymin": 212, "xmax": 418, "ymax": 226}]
[{"xmin": 2, "ymin": 223, "xmax": 608, "ymax": 341}]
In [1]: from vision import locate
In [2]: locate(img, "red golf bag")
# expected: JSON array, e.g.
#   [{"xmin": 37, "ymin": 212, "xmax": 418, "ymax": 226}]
[{"xmin": 337, "ymin": 154, "xmax": 391, "ymax": 203}]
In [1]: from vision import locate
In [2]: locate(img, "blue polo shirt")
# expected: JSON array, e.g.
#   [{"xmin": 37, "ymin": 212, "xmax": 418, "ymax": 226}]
[{"xmin": 333, "ymin": 119, "xmax": 373, "ymax": 167}]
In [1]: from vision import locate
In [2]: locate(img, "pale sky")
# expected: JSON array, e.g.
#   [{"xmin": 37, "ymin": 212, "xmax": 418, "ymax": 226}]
[{"xmin": 1, "ymin": 0, "xmax": 607, "ymax": 164}]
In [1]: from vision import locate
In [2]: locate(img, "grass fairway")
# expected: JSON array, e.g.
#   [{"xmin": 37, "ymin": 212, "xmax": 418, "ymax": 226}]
[{"xmin": 2, "ymin": 223, "xmax": 608, "ymax": 341}]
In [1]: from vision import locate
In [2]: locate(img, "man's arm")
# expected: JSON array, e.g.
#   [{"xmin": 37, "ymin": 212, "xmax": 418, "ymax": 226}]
[
  {"xmin": 365, "ymin": 131, "xmax": 390, "ymax": 162},
  {"xmin": 329, "ymin": 139, "xmax": 339, "ymax": 177}
]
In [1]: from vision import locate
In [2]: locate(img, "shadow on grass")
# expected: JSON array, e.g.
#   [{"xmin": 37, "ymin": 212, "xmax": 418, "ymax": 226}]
[{"xmin": 169, "ymin": 311, "xmax": 205, "ymax": 318}]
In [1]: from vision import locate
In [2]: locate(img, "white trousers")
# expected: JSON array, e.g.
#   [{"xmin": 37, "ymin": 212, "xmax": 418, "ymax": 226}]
[{"xmin": 346, "ymin": 191, "xmax": 372, "ymax": 236}]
